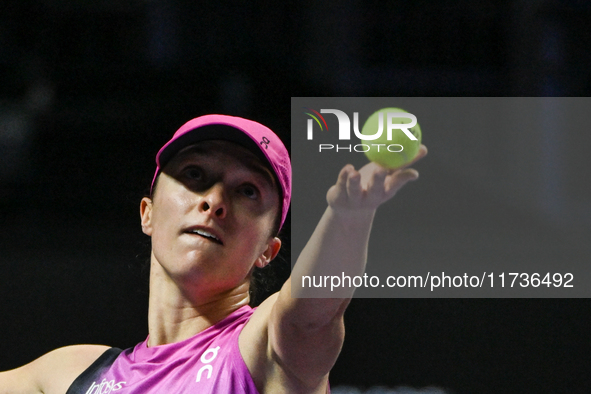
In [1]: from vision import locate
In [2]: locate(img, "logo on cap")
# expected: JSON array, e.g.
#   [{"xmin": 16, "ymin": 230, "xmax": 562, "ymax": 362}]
[{"xmin": 260, "ymin": 136, "xmax": 271, "ymax": 149}]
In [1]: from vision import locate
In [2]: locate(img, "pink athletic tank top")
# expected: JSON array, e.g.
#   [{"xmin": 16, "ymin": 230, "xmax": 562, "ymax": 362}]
[{"xmin": 67, "ymin": 305, "xmax": 260, "ymax": 393}]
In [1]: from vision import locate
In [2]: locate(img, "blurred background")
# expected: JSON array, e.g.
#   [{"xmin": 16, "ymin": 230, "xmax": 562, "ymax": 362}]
[{"xmin": 1, "ymin": 0, "xmax": 590, "ymax": 393}]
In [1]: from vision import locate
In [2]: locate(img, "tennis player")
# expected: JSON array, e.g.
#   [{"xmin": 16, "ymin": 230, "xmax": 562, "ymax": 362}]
[{"xmin": 0, "ymin": 114, "xmax": 426, "ymax": 393}]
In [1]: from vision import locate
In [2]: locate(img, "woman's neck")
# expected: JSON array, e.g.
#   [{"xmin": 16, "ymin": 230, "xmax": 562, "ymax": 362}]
[{"xmin": 146, "ymin": 260, "xmax": 251, "ymax": 347}]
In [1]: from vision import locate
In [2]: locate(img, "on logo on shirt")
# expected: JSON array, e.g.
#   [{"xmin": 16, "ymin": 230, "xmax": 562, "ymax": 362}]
[{"xmin": 196, "ymin": 346, "xmax": 220, "ymax": 382}]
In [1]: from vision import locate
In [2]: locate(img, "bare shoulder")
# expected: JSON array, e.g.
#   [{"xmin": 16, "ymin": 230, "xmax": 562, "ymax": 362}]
[
  {"xmin": 240, "ymin": 292, "xmax": 278, "ymax": 372},
  {"xmin": 239, "ymin": 293, "xmax": 279, "ymax": 393},
  {"xmin": 240, "ymin": 291, "xmax": 336, "ymax": 393},
  {"xmin": 0, "ymin": 345, "xmax": 110, "ymax": 394}
]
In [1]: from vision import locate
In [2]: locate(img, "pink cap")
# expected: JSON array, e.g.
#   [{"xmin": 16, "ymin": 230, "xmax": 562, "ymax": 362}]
[{"xmin": 151, "ymin": 114, "xmax": 291, "ymax": 231}]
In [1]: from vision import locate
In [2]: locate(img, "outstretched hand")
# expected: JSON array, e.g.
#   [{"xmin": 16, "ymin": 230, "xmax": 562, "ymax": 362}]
[{"xmin": 326, "ymin": 145, "xmax": 428, "ymax": 212}]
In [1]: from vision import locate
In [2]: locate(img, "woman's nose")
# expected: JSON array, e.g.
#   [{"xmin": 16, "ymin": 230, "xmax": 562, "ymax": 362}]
[{"xmin": 199, "ymin": 183, "xmax": 227, "ymax": 219}]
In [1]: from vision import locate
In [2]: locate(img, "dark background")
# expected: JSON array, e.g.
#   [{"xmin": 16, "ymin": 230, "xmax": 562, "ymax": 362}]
[{"xmin": 1, "ymin": 1, "xmax": 590, "ymax": 393}]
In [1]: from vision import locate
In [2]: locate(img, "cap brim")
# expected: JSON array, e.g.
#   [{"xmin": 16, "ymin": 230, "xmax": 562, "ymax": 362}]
[{"xmin": 157, "ymin": 124, "xmax": 269, "ymax": 170}]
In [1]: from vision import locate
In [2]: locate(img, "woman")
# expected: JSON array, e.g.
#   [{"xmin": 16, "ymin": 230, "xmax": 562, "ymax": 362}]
[{"xmin": 0, "ymin": 114, "xmax": 427, "ymax": 393}]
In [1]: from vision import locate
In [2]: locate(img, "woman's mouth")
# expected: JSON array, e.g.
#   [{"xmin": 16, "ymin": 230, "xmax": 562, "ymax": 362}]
[{"xmin": 186, "ymin": 228, "xmax": 223, "ymax": 245}]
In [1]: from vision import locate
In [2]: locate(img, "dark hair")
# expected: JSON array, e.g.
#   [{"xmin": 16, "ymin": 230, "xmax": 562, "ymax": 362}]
[{"xmin": 249, "ymin": 217, "xmax": 290, "ymax": 306}]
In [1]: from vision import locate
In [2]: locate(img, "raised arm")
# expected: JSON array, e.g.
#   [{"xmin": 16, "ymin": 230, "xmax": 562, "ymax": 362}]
[{"xmin": 244, "ymin": 146, "xmax": 427, "ymax": 393}]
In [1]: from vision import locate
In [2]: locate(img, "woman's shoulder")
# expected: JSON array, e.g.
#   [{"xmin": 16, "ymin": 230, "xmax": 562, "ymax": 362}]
[{"xmin": 0, "ymin": 344, "xmax": 111, "ymax": 394}]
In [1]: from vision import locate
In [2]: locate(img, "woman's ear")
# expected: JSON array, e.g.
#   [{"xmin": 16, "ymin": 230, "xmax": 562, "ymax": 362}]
[
  {"xmin": 140, "ymin": 197, "xmax": 153, "ymax": 236},
  {"xmin": 255, "ymin": 237, "xmax": 282, "ymax": 268}
]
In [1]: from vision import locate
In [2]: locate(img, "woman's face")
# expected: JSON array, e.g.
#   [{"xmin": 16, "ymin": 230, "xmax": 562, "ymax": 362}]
[{"xmin": 140, "ymin": 140, "xmax": 281, "ymax": 296}]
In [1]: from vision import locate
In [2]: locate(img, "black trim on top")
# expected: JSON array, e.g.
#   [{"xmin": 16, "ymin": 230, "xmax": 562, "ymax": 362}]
[{"xmin": 66, "ymin": 347, "xmax": 123, "ymax": 394}]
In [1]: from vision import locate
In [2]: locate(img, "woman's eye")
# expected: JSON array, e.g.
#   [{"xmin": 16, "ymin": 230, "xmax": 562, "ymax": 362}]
[
  {"xmin": 184, "ymin": 167, "xmax": 204, "ymax": 181},
  {"xmin": 240, "ymin": 185, "xmax": 259, "ymax": 199}
]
